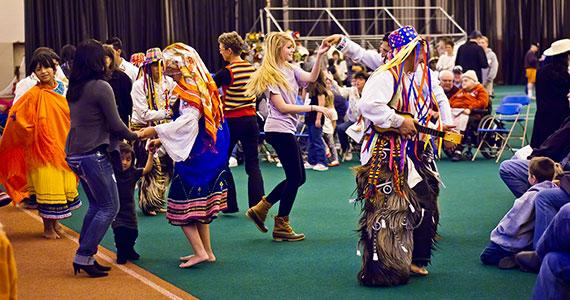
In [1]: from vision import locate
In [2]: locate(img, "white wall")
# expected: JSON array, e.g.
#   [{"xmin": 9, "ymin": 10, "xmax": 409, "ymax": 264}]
[
  {"xmin": 0, "ymin": 0, "xmax": 24, "ymax": 90},
  {"xmin": 0, "ymin": 0, "xmax": 24, "ymax": 43}
]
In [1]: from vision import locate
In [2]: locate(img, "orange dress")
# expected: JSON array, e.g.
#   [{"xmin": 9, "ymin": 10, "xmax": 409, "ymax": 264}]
[{"xmin": 0, "ymin": 82, "xmax": 79, "ymax": 219}]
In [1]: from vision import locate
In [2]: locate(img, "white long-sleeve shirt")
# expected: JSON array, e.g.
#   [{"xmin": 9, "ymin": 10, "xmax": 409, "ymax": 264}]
[
  {"xmin": 155, "ymin": 100, "xmax": 201, "ymax": 162},
  {"xmin": 120, "ymin": 58, "xmax": 139, "ymax": 83},
  {"xmin": 130, "ymin": 76, "xmax": 176, "ymax": 125},
  {"xmin": 338, "ymin": 37, "xmax": 453, "ymax": 127},
  {"xmin": 337, "ymin": 37, "xmax": 388, "ymax": 69}
]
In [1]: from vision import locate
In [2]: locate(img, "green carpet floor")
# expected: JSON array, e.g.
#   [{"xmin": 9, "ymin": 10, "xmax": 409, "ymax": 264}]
[{"xmin": 61, "ymin": 85, "xmax": 540, "ymax": 299}]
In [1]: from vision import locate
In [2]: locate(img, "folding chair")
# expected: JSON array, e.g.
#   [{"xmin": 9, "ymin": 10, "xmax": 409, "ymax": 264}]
[
  {"xmin": 501, "ymin": 95, "xmax": 531, "ymax": 147},
  {"xmin": 472, "ymin": 103, "xmax": 523, "ymax": 163}
]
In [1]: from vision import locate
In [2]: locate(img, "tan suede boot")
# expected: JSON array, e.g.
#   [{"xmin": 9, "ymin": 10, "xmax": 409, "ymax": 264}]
[
  {"xmin": 246, "ymin": 197, "xmax": 272, "ymax": 233},
  {"xmin": 273, "ymin": 216, "xmax": 305, "ymax": 242}
]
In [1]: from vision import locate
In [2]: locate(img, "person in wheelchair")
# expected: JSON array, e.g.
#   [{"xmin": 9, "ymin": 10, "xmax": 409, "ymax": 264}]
[{"xmin": 449, "ymin": 70, "xmax": 490, "ymax": 161}]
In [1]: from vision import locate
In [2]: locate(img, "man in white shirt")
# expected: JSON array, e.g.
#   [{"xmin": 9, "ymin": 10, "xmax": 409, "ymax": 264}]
[
  {"xmin": 130, "ymin": 48, "xmax": 176, "ymax": 216},
  {"xmin": 105, "ymin": 37, "xmax": 139, "ymax": 82},
  {"xmin": 325, "ymin": 26, "xmax": 457, "ymax": 286}
]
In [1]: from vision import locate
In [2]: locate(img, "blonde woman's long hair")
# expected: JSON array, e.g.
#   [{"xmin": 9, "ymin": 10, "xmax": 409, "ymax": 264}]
[{"xmin": 245, "ymin": 32, "xmax": 295, "ymax": 96}]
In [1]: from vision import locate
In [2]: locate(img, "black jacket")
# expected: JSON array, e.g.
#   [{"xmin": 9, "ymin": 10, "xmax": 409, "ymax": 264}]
[
  {"xmin": 530, "ymin": 63, "xmax": 570, "ymax": 148},
  {"xmin": 455, "ymin": 40, "xmax": 489, "ymax": 82},
  {"xmin": 531, "ymin": 116, "xmax": 570, "ymax": 171}
]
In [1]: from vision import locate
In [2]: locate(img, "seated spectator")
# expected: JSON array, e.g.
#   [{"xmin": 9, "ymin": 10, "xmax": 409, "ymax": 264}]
[
  {"xmin": 332, "ymin": 72, "xmax": 367, "ymax": 161},
  {"xmin": 436, "ymin": 38, "xmax": 455, "ymax": 72},
  {"xmin": 515, "ymin": 199, "xmax": 570, "ymax": 299},
  {"xmin": 480, "ymin": 157, "xmax": 562, "ymax": 268},
  {"xmin": 500, "ymin": 116, "xmax": 570, "ymax": 198},
  {"xmin": 532, "ymin": 172, "xmax": 570, "ymax": 248},
  {"xmin": 452, "ymin": 65, "xmax": 463, "ymax": 88},
  {"xmin": 439, "ymin": 70, "xmax": 459, "ymax": 99},
  {"xmin": 449, "ymin": 70, "xmax": 489, "ymax": 131}
]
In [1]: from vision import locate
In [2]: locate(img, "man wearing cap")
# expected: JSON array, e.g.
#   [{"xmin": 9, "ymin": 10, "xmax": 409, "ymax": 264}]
[
  {"xmin": 343, "ymin": 26, "xmax": 458, "ymax": 286},
  {"xmin": 455, "ymin": 30, "xmax": 489, "ymax": 83},
  {"xmin": 323, "ymin": 33, "xmax": 454, "ymax": 142},
  {"xmin": 449, "ymin": 70, "xmax": 489, "ymax": 111},
  {"xmin": 530, "ymin": 39, "xmax": 570, "ymax": 148},
  {"xmin": 448, "ymin": 70, "xmax": 489, "ymax": 160},
  {"xmin": 452, "ymin": 65, "xmax": 463, "ymax": 88},
  {"xmin": 130, "ymin": 48, "xmax": 177, "ymax": 216}
]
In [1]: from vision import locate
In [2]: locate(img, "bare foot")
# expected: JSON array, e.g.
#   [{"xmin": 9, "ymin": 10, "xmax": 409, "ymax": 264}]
[
  {"xmin": 179, "ymin": 254, "xmax": 208, "ymax": 268},
  {"xmin": 42, "ymin": 231, "xmax": 61, "ymax": 240},
  {"xmin": 180, "ymin": 254, "xmax": 216, "ymax": 262},
  {"xmin": 147, "ymin": 211, "xmax": 157, "ymax": 216},
  {"xmin": 54, "ymin": 222, "xmax": 65, "ymax": 235},
  {"xmin": 410, "ymin": 264, "xmax": 429, "ymax": 276}
]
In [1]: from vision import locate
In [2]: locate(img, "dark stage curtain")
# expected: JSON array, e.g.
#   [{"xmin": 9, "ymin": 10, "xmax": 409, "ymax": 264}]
[
  {"xmin": 24, "ymin": 0, "xmax": 107, "ymax": 75},
  {"xmin": 25, "ymin": 0, "xmax": 570, "ymax": 83}
]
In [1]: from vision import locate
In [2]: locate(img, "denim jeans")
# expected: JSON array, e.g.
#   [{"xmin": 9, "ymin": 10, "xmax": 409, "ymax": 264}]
[
  {"xmin": 499, "ymin": 159, "xmax": 530, "ymax": 198},
  {"xmin": 534, "ymin": 188, "xmax": 570, "ymax": 248},
  {"xmin": 533, "ymin": 203, "xmax": 570, "ymax": 299},
  {"xmin": 67, "ymin": 151, "xmax": 120, "ymax": 265},
  {"xmin": 480, "ymin": 241, "xmax": 517, "ymax": 266},
  {"xmin": 306, "ymin": 124, "xmax": 327, "ymax": 166},
  {"xmin": 336, "ymin": 120, "xmax": 354, "ymax": 153}
]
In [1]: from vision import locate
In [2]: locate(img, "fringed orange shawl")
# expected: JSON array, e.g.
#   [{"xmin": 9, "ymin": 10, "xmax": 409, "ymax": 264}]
[
  {"xmin": 163, "ymin": 43, "xmax": 224, "ymax": 144},
  {"xmin": 0, "ymin": 84, "xmax": 72, "ymax": 203}
]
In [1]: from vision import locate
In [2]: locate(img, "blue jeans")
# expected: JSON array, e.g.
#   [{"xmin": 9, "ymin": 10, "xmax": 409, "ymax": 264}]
[
  {"xmin": 499, "ymin": 159, "xmax": 530, "ymax": 198},
  {"xmin": 480, "ymin": 241, "xmax": 517, "ymax": 266},
  {"xmin": 534, "ymin": 188, "xmax": 570, "ymax": 247},
  {"xmin": 533, "ymin": 203, "xmax": 570, "ymax": 299},
  {"xmin": 67, "ymin": 151, "xmax": 120, "ymax": 265},
  {"xmin": 336, "ymin": 120, "xmax": 354, "ymax": 153},
  {"xmin": 306, "ymin": 124, "xmax": 327, "ymax": 166}
]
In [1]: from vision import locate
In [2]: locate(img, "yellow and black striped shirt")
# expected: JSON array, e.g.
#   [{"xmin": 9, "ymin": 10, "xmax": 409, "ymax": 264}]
[{"xmin": 218, "ymin": 61, "xmax": 257, "ymax": 118}]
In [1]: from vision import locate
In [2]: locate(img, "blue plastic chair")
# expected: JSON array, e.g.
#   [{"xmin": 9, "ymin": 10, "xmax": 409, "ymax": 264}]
[
  {"xmin": 473, "ymin": 103, "xmax": 523, "ymax": 163},
  {"xmin": 501, "ymin": 95, "xmax": 531, "ymax": 146}
]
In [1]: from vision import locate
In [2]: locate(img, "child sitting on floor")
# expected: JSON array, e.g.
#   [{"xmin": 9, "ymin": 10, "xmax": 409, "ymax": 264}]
[
  {"xmin": 480, "ymin": 157, "xmax": 563, "ymax": 268},
  {"xmin": 112, "ymin": 142, "xmax": 153, "ymax": 264}
]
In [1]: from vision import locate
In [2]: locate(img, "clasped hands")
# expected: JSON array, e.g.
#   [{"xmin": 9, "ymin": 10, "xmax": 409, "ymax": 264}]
[{"xmin": 135, "ymin": 127, "xmax": 162, "ymax": 153}]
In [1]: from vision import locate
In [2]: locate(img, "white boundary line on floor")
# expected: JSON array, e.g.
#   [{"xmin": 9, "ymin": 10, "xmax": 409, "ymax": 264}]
[{"xmin": 21, "ymin": 209, "xmax": 184, "ymax": 300}]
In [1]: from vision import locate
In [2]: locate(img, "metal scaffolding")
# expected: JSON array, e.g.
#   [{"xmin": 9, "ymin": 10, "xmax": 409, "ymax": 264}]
[{"xmin": 255, "ymin": 6, "xmax": 467, "ymax": 49}]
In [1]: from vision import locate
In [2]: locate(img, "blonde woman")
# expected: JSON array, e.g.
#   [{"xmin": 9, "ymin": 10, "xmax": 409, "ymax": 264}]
[{"xmin": 245, "ymin": 32, "xmax": 332, "ymax": 241}]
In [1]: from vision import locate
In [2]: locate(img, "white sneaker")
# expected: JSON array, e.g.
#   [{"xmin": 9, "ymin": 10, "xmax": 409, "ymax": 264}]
[
  {"xmin": 304, "ymin": 162, "xmax": 314, "ymax": 169},
  {"xmin": 229, "ymin": 157, "xmax": 238, "ymax": 167},
  {"xmin": 343, "ymin": 152, "xmax": 353, "ymax": 162},
  {"xmin": 312, "ymin": 164, "xmax": 329, "ymax": 171},
  {"xmin": 276, "ymin": 162, "xmax": 283, "ymax": 168}
]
